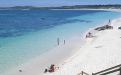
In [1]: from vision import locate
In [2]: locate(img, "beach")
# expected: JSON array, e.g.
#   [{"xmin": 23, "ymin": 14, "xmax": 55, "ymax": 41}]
[
  {"xmin": 3, "ymin": 24, "xmax": 87, "ymax": 75},
  {"xmin": 1, "ymin": 9, "xmax": 121, "ymax": 75},
  {"xmin": 42, "ymin": 12, "xmax": 121, "ymax": 75}
]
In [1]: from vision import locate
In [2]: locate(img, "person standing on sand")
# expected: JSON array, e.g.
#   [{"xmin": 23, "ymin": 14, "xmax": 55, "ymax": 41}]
[
  {"xmin": 109, "ymin": 19, "xmax": 111, "ymax": 25},
  {"xmin": 64, "ymin": 40, "xmax": 65, "ymax": 44},
  {"xmin": 57, "ymin": 38, "xmax": 59, "ymax": 45},
  {"xmin": 109, "ymin": 19, "xmax": 111, "ymax": 23}
]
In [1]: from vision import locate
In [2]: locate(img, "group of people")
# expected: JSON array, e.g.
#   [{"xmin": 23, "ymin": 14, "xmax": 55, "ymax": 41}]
[
  {"xmin": 44, "ymin": 64, "xmax": 58, "ymax": 73},
  {"xmin": 86, "ymin": 32, "xmax": 93, "ymax": 38}
]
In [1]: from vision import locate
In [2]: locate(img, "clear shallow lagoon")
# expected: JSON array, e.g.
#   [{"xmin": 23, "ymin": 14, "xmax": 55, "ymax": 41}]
[{"xmin": 0, "ymin": 10, "xmax": 121, "ymax": 74}]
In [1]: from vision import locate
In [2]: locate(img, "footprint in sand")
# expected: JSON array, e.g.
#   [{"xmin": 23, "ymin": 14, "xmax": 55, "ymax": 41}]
[{"xmin": 95, "ymin": 46, "xmax": 102, "ymax": 48}]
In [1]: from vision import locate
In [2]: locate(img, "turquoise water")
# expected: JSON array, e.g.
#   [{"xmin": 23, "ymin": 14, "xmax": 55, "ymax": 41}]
[{"xmin": 0, "ymin": 10, "xmax": 121, "ymax": 74}]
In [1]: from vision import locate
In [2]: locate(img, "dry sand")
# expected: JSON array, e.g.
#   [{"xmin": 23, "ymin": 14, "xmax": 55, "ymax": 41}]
[{"xmin": 43, "ymin": 17, "xmax": 121, "ymax": 75}]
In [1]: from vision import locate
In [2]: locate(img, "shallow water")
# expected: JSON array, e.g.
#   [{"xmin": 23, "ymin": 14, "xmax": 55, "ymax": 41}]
[{"xmin": 0, "ymin": 10, "xmax": 121, "ymax": 75}]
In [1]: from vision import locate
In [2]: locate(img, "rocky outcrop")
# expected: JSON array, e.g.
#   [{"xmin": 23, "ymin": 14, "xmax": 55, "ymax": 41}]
[
  {"xmin": 118, "ymin": 27, "xmax": 121, "ymax": 29},
  {"xmin": 95, "ymin": 25, "xmax": 113, "ymax": 31}
]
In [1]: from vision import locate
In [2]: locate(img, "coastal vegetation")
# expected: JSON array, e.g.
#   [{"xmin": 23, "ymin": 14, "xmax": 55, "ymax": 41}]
[{"xmin": 0, "ymin": 5, "xmax": 121, "ymax": 10}]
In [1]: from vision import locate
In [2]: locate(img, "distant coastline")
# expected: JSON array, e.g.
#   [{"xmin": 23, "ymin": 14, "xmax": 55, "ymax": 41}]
[{"xmin": 0, "ymin": 4, "xmax": 121, "ymax": 10}]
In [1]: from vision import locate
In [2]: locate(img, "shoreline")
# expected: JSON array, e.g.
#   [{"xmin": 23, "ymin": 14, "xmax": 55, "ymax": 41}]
[
  {"xmin": 51, "ymin": 8, "xmax": 121, "ymax": 11},
  {"xmin": 1, "ymin": 9, "xmax": 121, "ymax": 75},
  {"xmin": 3, "ymin": 29, "xmax": 87, "ymax": 75},
  {"xmin": 43, "ymin": 10, "xmax": 121, "ymax": 75},
  {"xmin": 43, "ymin": 14, "xmax": 121, "ymax": 75}
]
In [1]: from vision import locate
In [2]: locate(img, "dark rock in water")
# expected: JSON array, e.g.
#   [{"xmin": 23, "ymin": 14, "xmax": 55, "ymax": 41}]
[
  {"xmin": 19, "ymin": 70, "xmax": 22, "ymax": 72},
  {"xmin": 95, "ymin": 27, "xmax": 101, "ymax": 30},
  {"xmin": 95, "ymin": 27, "xmax": 100, "ymax": 30},
  {"xmin": 118, "ymin": 27, "xmax": 121, "ymax": 29},
  {"xmin": 41, "ymin": 18, "xmax": 45, "ymax": 20}
]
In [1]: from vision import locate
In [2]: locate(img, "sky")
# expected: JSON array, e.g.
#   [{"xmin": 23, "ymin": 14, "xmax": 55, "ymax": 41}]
[{"xmin": 0, "ymin": 0, "xmax": 121, "ymax": 7}]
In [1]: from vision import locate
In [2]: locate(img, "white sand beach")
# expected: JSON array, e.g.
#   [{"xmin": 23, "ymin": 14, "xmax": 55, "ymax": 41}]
[
  {"xmin": 42, "ymin": 15, "xmax": 121, "ymax": 74},
  {"xmin": 2, "ymin": 10, "xmax": 121, "ymax": 75}
]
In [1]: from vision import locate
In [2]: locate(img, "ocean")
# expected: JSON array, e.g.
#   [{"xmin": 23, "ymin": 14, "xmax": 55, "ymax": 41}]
[{"xmin": 0, "ymin": 10, "xmax": 121, "ymax": 75}]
